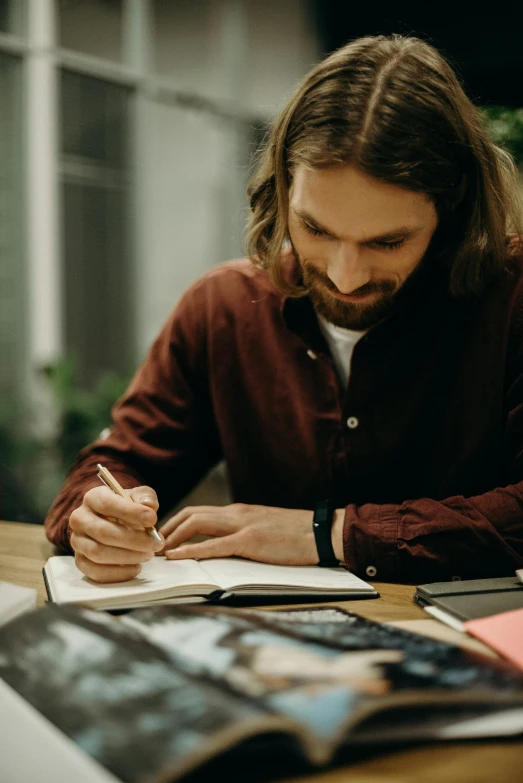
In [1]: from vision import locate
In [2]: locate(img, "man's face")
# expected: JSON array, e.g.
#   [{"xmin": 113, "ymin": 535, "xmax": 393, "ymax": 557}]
[{"xmin": 288, "ymin": 164, "xmax": 439, "ymax": 330}]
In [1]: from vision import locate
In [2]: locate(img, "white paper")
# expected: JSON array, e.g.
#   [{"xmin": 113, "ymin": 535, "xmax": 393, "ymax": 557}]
[
  {"xmin": 45, "ymin": 556, "xmax": 217, "ymax": 607},
  {"xmin": 437, "ymin": 707, "xmax": 523, "ymax": 738},
  {"xmin": 0, "ymin": 680, "xmax": 121, "ymax": 783},
  {"xmin": 0, "ymin": 582, "xmax": 37, "ymax": 626},
  {"xmin": 423, "ymin": 605, "xmax": 466, "ymax": 632},
  {"xmin": 200, "ymin": 558, "xmax": 376, "ymax": 592}
]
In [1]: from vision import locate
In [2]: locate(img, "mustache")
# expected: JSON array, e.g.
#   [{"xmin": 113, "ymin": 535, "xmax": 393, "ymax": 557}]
[{"xmin": 302, "ymin": 263, "xmax": 397, "ymax": 297}]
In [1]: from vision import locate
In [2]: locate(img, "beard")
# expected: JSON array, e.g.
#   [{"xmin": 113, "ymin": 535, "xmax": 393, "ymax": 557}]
[{"xmin": 299, "ymin": 258, "xmax": 400, "ymax": 331}]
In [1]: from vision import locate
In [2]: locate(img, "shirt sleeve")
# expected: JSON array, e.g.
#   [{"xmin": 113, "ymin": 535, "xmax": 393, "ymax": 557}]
[
  {"xmin": 343, "ymin": 280, "xmax": 523, "ymax": 583},
  {"xmin": 342, "ymin": 488, "xmax": 523, "ymax": 583},
  {"xmin": 44, "ymin": 281, "xmax": 222, "ymax": 551}
]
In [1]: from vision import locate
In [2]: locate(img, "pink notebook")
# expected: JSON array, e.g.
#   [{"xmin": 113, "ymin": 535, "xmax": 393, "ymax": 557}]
[{"xmin": 465, "ymin": 607, "xmax": 523, "ymax": 669}]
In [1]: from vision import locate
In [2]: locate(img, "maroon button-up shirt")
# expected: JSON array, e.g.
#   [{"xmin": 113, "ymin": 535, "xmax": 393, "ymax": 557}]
[{"xmin": 45, "ymin": 253, "xmax": 523, "ymax": 582}]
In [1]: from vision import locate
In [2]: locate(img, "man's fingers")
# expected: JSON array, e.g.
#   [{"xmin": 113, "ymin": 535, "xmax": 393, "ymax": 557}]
[
  {"xmin": 74, "ymin": 552, "xmax": 142, "ymax": 584},
  {"xmin": 128, "ymin": 485, "xmax": 159, "ymax": 511},
  {"xmin": 160, "ymin": 505, "xmax": 226, "ymax": 537},
  {"xmin": 162, "ymin": 515, "xmax": 236, "ymax": 551},
  {"xmin": 70, "ymin": 508, "xmax": 160, "ymax": 552},
  {"xmin": 84, "ymin": 486, "xmax": 157, "ymax": 529},
  {"xmin": 165, "ymin": 535, "xmax": 240, "ymax": 561},
  {"xmin": 70, "ymin": 484, "xmax": 163, "ymax": 583},
  {"xmin": 73, "ymin": 532, "xmax": 156, "ymax": 565}
]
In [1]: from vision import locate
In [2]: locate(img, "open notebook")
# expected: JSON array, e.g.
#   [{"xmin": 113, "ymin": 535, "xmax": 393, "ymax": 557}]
[{"xmin": 43, "ymin": 556, "xmax": 378, "ymax": 610}]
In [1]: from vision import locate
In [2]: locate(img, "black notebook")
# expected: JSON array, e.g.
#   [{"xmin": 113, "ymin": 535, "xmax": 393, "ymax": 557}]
[{"xmin": 414, "ymin": 576, "xmax": 523, "ymax": 624}]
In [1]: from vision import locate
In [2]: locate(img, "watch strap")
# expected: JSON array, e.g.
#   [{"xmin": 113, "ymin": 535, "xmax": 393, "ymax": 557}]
[{"xmin": 313, "ymin": 499, "xmax": 338, "ymax": 567}]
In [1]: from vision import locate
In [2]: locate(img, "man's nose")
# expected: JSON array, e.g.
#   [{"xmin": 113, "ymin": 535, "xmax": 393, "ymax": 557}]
[{"xmin": 327, "ymin": 243, "xmax": 371, "ymax": 294}]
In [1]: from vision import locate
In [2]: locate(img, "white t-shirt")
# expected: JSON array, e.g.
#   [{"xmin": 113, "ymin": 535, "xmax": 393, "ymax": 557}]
[{"xmin": 317, "ymin": 314, "xmax": 366, "ymax": 390}]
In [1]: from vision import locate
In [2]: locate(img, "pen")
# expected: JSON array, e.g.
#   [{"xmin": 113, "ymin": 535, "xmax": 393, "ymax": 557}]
[{"xmin": 96, "ymin": 463, "xmax": 163, "ymax": 544}]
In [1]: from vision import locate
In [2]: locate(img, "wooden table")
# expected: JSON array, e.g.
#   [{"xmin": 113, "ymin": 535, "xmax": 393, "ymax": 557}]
[{"xmin": 1, "ymin": 520, "xmax": 522, "ymax": 782}]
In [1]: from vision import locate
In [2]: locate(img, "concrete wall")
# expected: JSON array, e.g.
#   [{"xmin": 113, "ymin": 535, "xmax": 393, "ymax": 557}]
[{"xmin": 134, "ymin": 0, "xmax": 320, "ymax": 355}]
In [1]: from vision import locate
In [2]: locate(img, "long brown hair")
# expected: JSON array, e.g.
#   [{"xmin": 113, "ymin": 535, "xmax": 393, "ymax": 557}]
[{"xmin": 246, "ymin": 35, "xmax": 522, "ymax": 297}]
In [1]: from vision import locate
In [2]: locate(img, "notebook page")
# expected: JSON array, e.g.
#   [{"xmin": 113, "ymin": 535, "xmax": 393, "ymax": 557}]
[
  {"xmin": 46, "ymin": 556, "xmax": 218, "ymax": 605},
  {"xmin": 199, "ymin": 558, "xmax": 375, "ymax": 592}
]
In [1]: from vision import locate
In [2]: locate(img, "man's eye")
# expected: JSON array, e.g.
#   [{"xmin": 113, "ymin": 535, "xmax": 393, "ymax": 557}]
[
  {"xmin": 372, "ymin": 239, "xmax": 406, "ymax": 251},
  {"xmin": 303, "ymin": 222, "xmax": 327, "ymax": 238}
]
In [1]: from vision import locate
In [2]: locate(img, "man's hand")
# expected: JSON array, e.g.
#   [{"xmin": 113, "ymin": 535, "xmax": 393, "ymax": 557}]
[
  {"xmin": 69, "ymin": 485, "xmax": 164, "ymax": 583},
  {"xmin": 160, "ymin": 503, "xmax": 344, "ymax": 565}
]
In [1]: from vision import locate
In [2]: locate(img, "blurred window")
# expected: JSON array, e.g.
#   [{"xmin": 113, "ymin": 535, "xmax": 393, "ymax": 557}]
[
  {"xmin": 57, "ymin": 0, "xmax": 123, "ymax": 62},
  {"xmin": 0, "ymin": 0, "xmax": 23, "ymax": 36},
  {"xmin": 0, "ymin": 0, "xmax": 9, "ymax": 33},
  {"xmin": 151, "ymin": 0, "xmax": 219, "ymax": 93},
  {"xmin": 60, "ymin": 70, "xmax": 132, "ymax": 387},
  {"xmin": 0, "ymin": 53, "xmax": 23, "ymax": 402}
]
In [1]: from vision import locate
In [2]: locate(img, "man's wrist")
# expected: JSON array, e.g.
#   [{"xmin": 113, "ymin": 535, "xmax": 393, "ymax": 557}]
[{"xmin": 331, "ymin": 508, "xmax": 345, "ymax": 562}]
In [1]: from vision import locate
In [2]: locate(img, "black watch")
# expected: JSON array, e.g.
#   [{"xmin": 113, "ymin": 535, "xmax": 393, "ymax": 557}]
[{"xmin": 312, "ymin": 499, "xmax": 339, "ymax": 567}]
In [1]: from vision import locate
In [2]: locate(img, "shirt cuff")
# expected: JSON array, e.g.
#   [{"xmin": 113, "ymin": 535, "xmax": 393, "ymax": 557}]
[{"xmin": 342, "ymin": 502, "xmax": 401, "ymax": 581}]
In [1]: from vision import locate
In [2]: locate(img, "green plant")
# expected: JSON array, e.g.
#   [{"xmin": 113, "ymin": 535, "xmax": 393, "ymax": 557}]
[
  {"xmin": 0, "ymin": 360, "xmax": 131, "ymax": 521},
  {"xmin": 481, "ymin": 105, "xmax": 523, "ymax": 166},
  {"xmin": 43, "ymin": 358, "xmax": 130, "ymax": 474},
  {"xmin": 0, "ymin": 425, "xmax": 42, "ymax": 522},
  {"xmin": 0, "ymin": 401, "xmax": 44, "ymax": 522}
]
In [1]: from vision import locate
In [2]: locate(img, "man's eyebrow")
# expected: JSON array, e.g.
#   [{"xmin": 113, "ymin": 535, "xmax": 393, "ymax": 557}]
[{"xmin": 292, "ymin": 208, "xmax": 423, "ymax": 242}]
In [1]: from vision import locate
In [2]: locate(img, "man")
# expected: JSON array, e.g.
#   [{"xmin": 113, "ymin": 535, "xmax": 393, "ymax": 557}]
[{"xmin": 45, "ymin": 35, "xmax": 523, "ymax": 584}]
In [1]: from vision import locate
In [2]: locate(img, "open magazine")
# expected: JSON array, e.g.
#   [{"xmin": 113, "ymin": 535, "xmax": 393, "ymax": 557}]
[{"xmin": 1, "ymin": 604, "xmax": 523, "ymax": 783}]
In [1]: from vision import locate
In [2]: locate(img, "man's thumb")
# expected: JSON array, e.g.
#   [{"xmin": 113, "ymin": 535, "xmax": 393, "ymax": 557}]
[{"xmin": 131, "ymin": 486, "xmax": 159, "ymax": 510}]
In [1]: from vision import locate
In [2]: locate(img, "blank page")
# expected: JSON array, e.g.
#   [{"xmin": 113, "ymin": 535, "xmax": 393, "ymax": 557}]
[
  {"xmin": 199, "ymin": 558, "xmax": 375, "ymax": 592},
  {"xmin": 45, "ymin": 556, "xmax": 217, "ymax": 605}
]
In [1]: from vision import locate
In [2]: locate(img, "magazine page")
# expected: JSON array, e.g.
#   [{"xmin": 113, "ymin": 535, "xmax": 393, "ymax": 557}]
[
  {"xmin": 124, "ymin": 605, "xmax": 523, "ymax": 747},
  {"xmin": 3, "ymin": 604, "xmax": 523, "ymax": 783},
  {"xmin": 124, "ymin": 606, "xmax": 372, "ymax": 760},
  {"xmin": 0, "ymin": 605, "xmax": 302, "ymax": 783}
]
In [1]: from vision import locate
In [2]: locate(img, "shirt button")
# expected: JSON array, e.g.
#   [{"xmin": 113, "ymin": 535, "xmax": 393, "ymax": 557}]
[
  {"xmin": 346, "ymin": 416, "xmax": 359, "ymax": 429},
  {"xmin": 307, "ymin": 349, "xmax": 318, "ymax": 360},
  {"xmin": 366, "ymin": 565, "xmax": 377, "ymax": 577}
]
